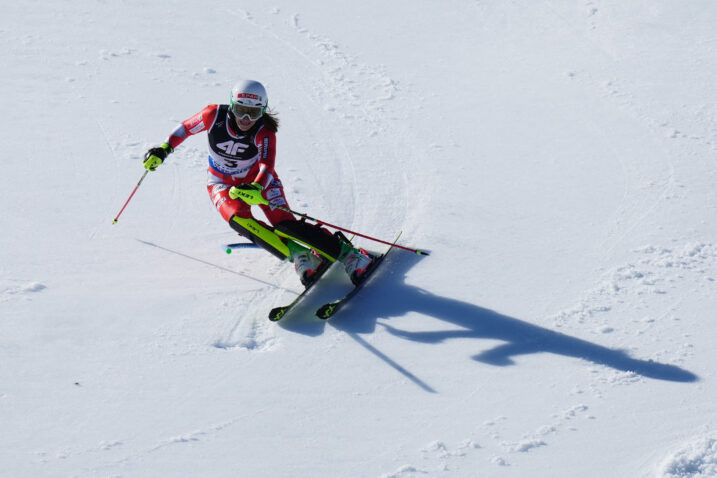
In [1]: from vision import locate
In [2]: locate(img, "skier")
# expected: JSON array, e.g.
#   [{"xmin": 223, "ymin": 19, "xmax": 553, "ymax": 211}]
[{"xmin": 142, "ymin": 80, "xmax": 373, "ymax": 286}]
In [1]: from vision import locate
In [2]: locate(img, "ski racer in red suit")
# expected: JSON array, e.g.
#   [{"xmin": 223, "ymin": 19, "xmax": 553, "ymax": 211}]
[{"xmin": 142, "ymin": 80, "xmax": 372, "ymax": 286}]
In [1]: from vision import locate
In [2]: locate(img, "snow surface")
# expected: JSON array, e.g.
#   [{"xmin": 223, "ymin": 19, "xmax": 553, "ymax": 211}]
[{"xmin": 1, "ymin": 1, "xmax": 716, "ymax": 477}]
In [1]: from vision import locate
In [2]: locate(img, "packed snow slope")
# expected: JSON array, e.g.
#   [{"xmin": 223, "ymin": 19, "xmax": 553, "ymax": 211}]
[{"xmin": 2, "ymin": 1, "xmax": 716, "ymax": 477}]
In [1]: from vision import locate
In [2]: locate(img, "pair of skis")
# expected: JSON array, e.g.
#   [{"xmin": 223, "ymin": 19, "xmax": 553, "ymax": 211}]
[
  {"xmin": 225, "ymin": 232, "xmax": 403, "ymax": 321},
  {"xmin": 271, "ymin": 232, "xmax": 401, "ymax": 321}
]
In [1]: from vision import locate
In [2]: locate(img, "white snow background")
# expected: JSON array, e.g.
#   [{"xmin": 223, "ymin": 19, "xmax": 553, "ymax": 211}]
[{"xmin": 1, "ymin": 1, "xmax": 716, "ymax": 477}]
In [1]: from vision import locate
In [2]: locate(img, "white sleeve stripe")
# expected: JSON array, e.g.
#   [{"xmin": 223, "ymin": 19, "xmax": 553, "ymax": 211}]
[{"xmin": 170, "ymin": 123, "xmax": 187, "ymax": 139}]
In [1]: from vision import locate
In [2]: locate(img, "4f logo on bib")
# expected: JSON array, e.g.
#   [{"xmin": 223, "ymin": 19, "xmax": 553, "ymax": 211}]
[{"xmin": 216, "ymin": 140, "xmax": 249, "ymax": 156}]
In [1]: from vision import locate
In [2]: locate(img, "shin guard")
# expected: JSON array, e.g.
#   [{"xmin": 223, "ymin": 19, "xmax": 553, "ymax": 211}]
[{"xmin": 229, "ymin": 216, "xmax": 290, "ymax": 260}]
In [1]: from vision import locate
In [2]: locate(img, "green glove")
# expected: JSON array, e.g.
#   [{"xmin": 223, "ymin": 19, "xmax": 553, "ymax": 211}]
[
  {"xmin": 143, "ymin": 142, "xmax": 173, "ymax": 171},
  {"xmin": 229, "ymin": 182, "xmax": 268, "ymax": 205}
]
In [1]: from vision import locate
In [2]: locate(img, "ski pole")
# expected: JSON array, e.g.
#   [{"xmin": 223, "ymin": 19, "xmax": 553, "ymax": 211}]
[
  {"xmin": 275, "ymin": 205, "xmax": 430, "ymax": 256},
  {"xmin": 112, "ymin": 170, "xmax": 149, "ymax": 224}
]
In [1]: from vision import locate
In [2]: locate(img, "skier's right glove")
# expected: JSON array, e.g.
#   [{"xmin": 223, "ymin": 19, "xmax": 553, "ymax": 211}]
[
  {"xmin": 143, "ymin": 142, "xmax": 173, "ymax": 171},
  {"xmin": 229, "ymin": 182, "xmax": 268, "ymax": 205}
]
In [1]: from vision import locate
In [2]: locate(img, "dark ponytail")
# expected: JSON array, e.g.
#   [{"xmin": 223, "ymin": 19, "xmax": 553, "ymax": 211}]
[{"xmin": 263, "ymin": 109, "xmax": 279, "ymax": 132}]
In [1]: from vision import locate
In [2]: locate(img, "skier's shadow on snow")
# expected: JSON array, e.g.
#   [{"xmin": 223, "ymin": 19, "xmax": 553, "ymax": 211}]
[{"xmin": 284, "ymin": 252, "xmax": 698, "ymax": 387}]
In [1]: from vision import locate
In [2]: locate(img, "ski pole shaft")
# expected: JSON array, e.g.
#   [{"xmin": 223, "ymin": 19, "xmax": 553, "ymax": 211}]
[
  {"xmin": 275, "ymin": 205, "xmax": 430, "ymax": 256},
  {"xmin": 112, "ymin": 170, "xmax": 149, "ymax": 224}
]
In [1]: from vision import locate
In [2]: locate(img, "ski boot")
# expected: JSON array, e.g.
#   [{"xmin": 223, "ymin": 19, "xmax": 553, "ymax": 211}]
[
  {"xmin": 339, "ymin": 243, "xmax": 374, "ymax": 285},
  {"xmin": 293, "ymin": 250, "xmax": 323, "ymax": 287}
]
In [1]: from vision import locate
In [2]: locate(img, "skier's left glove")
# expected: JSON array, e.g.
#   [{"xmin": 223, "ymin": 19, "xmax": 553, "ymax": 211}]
[
  {"xmin": 229, "ymin": 182, "xmax": 268, "ymax": 205},
  {"xmin": 143, "ymin": 142, "xmax": 173, "ymax": 171}
]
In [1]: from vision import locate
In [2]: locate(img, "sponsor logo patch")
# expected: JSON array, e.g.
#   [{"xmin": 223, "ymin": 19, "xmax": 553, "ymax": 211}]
[
  {"xmin": 216, "ymin": 140, "xmax": 249, "ymax": 156},
  {"xmin": 211, "ymin": 184, "xmax": 229, "ymax": 195},
  {"xmin": 189, "ymin": 121, "xmax": 205, "ymax": 134},
  {"xmin": 268, "ymin": 197, "xmax": 287, "ymax": 210},
  {"xmin": 187, "ymin": 113, "xmax": 203, "ymax": 127},
  {"xmin": 265, "ymin": 188, "xmax": 282, "ymax": 200}
]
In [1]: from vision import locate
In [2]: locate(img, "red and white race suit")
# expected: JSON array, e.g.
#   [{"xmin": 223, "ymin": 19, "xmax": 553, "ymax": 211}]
[{"xmin": 166, "ymin": 104, "xmax": 294, "ymax": 226}]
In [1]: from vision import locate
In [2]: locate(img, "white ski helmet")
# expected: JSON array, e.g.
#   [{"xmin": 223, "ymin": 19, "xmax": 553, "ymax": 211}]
[{"xmin": 230, "ymin": 80, "xmax": 268, "ymax": 120}]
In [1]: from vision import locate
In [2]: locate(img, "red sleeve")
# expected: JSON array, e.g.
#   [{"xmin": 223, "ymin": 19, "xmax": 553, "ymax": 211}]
[
  {"xmin": 252, "ymin": 126, "xmax": 277, "ymax": 189},
  {"xmin": 166, "ymin": 104, "xmax": 219, "ymax": 150}
]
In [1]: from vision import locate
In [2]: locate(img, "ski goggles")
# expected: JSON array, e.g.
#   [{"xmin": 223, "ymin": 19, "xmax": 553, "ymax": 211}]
[{"xmin": 231, "ymin": 103, "xmax": 264, "ymax": 121}]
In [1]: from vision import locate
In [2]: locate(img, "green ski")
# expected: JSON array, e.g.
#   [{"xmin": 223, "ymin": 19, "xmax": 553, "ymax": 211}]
[
  {"xmin": 268, "ymin": 258, "xmax": 333, "ymax": 321},
  {"xmin": 316, "ymin": 231, "xmax": 402, "ymax": 320}
]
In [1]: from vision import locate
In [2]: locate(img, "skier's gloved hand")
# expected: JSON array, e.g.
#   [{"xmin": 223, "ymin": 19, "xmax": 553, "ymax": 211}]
[
  {"xmin": 143, "ymin": 142, "xmax": 173, "ymax": 171},
  {"xmin": 229, "ymin": 182, "xmax": 268, "ymax": 205}
]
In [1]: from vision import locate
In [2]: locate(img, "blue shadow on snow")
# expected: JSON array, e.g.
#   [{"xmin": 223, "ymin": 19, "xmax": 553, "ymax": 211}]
[{"xmin": 284, "ymin": 251, "xmax": 698, "ymax": 385}]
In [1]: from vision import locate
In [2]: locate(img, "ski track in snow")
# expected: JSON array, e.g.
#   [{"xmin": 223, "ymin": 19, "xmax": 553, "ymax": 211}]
[
  {"xmin": 212, "ymin": 312, "xmax": 279, "ymax": 353},
  {"xmin": 283, "ymin": 10, "xmax": 407, "ymax": 233},
  {"xmin": 210, "ymin": 270, "xmax": 286, "ymax": 352},
  {"xmin": 223, "ymin": 7, "xmax": 404, "ymax": 233}
]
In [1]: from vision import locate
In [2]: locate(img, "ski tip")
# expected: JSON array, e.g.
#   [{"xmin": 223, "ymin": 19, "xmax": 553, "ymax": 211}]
[
  {"xmin": 316, "ymin": 302, "xmax": 338, "ymax": 320},
  {"xmin": 269, "ymin": 306, "xmax": 289, "ymax": 322}
]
